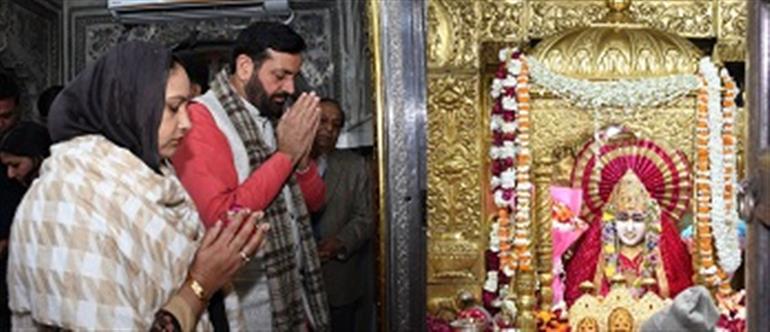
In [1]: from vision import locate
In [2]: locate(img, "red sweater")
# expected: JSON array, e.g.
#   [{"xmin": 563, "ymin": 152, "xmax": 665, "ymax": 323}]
[{"xmin": 171, "ymin": 102, "xmax": 326, "ymax": 227}]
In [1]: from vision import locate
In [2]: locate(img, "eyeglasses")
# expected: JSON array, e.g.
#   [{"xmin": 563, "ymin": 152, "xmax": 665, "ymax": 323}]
[{"xmin": 614, "ymin": 211, "xmax": 647, "ymax": 222}]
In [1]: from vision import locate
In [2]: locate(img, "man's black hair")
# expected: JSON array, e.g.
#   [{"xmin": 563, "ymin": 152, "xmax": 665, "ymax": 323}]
[
  {"xmin": 230, "ymin": 22, "xmax": 306, "ymax": 73},
  {"xmin": 320, "ymin": 97, "xmax": 345, "ymax": 128},
  {"xmin": 0, "ymin": 72, "xmax": 20, "ymax": 105}
]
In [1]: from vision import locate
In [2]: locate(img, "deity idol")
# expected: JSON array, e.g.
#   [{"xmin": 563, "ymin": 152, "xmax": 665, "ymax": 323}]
[{"xmin": 564, "ymin": 138, "xmax": 694, "ymax": 305}]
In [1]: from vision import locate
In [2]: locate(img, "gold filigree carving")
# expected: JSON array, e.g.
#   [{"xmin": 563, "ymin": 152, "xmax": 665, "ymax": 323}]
[
  {"xmin": 428, "ymin": 240, "xmax": 483, "ymax": 282},
  {"xmin": 479, "ymin": 0, "xmax": 525, "ymax": 42},
  {"xmin": 529, "ymin": 96, "xmax": 698, "ymax": 164},
  {"xmin": 426, "ymin": 74, "xmax": 485, "ymax": 283},
  {"xmin": 631, "ymin": 1, "xmax": 714, "ymax": 38},
  {"xmin": 715, "ymin": 1, "xmax": 747, "ymax": 61},
  {"xmin": 719, "ymin": 0, "xmax": 747, "ymax": 39},
  {"xmin": 534, "ymin": 162, "xmax": 555, "ymax": 310},
  {"xmin": 427, "ymin": 0, "xmax": 479, "ymax": 69},
  {"xmin": 528, "ymin": 2, "xmax": 607, "ymax": 39},
  {"xmin": 715, "ymin": 39, "xmax": 746, "ymax": 62},
  {"xmin": 427, "ymin": 74, "xmax": 482, "ymax": 239},
  {"xmin": 531, "ymin": 25, "xmax": 702, "ymax": 79}
]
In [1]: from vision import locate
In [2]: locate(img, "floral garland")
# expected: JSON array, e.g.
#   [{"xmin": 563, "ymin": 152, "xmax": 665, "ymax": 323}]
[
  {"xmin": 720, "ymin": 67, "xmax": 740, "ymax": 273},
  {"xmin": 699, "ymin": 58, "xmax": 742, "ymax": 279},
  {"xmin": 490, "ymin": 48, "xmax": 521, "ymax": 278},
  {"xmin": 514, "ymin": 56, "xmax": 533, "ymax": 273},
  {"xmin": 694, "ymin": 74, "xmax": 718, "ymax": 286},
  {"xmin": 489, "ymin": 47, "xmax": 533, "ymax": 280},
  {"xmin": 528, "ymin": 57, "xmax": 700, "ymax": 109}
]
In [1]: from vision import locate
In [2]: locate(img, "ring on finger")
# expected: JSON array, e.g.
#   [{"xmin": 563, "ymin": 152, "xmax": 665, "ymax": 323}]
[{"xmin": 239, "ymin": 251, "xmax": 251, "ymax": 263}]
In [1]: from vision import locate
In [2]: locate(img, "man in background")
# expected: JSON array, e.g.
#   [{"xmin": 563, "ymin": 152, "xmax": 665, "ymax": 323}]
[
  {"xmin": 0, "ymin": 72, "xmax": 24, "ymax": 329},
  {"xmin": 0, "ymin": 73, "xmax": 20, "ymax": 137},
  {"xmin": 311, "ymin": 98, "xmax": 374, "ymax": 332}
]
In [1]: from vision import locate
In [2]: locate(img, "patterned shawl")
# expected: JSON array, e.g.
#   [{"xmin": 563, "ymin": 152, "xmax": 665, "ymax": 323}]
[
  {"xmin": 209, "ymin": 69, "xmax": 330, "ymax": 331},
  {"xmin": 7, "ymin": 135, "xmax": 245, "ymax": 330}
]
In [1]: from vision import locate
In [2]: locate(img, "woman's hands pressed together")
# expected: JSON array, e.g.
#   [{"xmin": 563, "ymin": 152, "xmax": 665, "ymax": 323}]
[{"xmin": 189, "ymin": 209, "xmax": 270, "ymax": 299}]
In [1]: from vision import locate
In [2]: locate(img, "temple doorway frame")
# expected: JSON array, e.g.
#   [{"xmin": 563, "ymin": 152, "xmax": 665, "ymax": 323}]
[
  {"xmin": 368, "ymin": 0, "xmax": 428, "ymax": 331},
  {"xmin": 746, "ymin": 1, "xmax": 770, "ymax": 331}
]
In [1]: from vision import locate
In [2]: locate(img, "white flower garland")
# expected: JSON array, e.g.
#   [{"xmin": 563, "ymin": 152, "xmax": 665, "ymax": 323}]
[
  {"xmin": 528, "ymin": 57, "xmax": 700, "ymax": 109},
  {"xmin": 699, "ymin": 58, "xmax": 741, "ymax": 275},
  {"xmin": 721, "ymin": 68, "xmax": 740, "ymax": 255}
]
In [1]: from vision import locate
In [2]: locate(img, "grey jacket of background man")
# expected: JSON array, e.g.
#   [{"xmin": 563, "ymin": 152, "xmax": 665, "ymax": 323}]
[{"xmin": 315, "ymin": 149, "xmax": 374, "ymax": 307}]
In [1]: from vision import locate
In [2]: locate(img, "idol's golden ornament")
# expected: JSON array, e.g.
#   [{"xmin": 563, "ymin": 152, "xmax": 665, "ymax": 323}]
[{"xmin": 569, "ymin": 286, "xmax": 670, "ymax": 332}]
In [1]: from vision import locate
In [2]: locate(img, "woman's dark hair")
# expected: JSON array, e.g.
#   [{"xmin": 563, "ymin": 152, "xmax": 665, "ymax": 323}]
[
  {"xmin": 0, "ymin": 121, "xmax": 51, "ymax": 158},
  {"xmin": 36, "ymin": 85, "xmax": 64, "ymax": 119},
  {"xmin": 230, "ymin": 22, "xmax": 306, "ymax": 73},
  {"xmin": 0, "ymin": 72, "xmax": 20, "ymax": 104},
  {"xmin": 174, "ymin": 53, "xmax": 209, "ymax": 92}
]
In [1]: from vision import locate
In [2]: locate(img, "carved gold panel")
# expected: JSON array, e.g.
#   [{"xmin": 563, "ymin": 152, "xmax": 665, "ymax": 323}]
[
  {"xmin": 631, "ymin": 0, "xmax": 714, "ymax": 38},
  {"xmin": 719, "ymin": 0, "xmax": 747, "ymax": 38},
  {"xmin": 479, "ymin": 0, "xmax": 526, "ymax": 42},
  {"xmin": 528, "ymin": 1, "xmax": 607, "ymax": 39},
  {"xmin": 716, "ymin": 0, "xmax": 747, "ymax": 61},
  {"xmin": 427, "ymin": 0, "xmax": 479, "ymax": 70},
  {"xmin": 426, "ymin": 74, "xmax": 485, "ymax": 285},
  {"xmin": 529, "ymin": 95, "xmax": 698, "ymax": 162}
]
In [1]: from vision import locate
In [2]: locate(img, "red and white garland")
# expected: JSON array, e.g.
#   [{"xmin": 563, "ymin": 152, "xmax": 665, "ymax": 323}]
[{"xmin": 489, "ymin": 47, "xmax": 533, "ymax": 283}]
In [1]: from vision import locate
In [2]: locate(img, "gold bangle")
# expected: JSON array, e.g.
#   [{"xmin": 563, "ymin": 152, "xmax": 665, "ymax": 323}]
[{"xmin": 188, "ymin": 278, "xmax": 206, "ymax": 302}]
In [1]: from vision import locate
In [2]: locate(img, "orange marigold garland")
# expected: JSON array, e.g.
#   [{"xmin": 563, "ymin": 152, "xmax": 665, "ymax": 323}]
[
  {"xmin": 719, "ymin": 68, "xmax": 740, "ymax": 294},
  {"xmin": 694, "ymin": 76, "xmax": 718, "ymax": 286},
  {"xmin": 513, "ymin": 55, "xmax": 533, "ymax": 273}
]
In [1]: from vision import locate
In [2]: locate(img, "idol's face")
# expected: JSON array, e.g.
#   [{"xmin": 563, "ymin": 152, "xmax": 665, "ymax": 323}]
[
  {"xmin": 577, "ymin": 318, "xmax": 599, "ymax": 332},
  {"xmin": 615, "ymin": 210, "xmax": 647, "ymax": 247},
  {"xmin": 608, "ymin": 308, "xmax": 634, "ymax": 332}
]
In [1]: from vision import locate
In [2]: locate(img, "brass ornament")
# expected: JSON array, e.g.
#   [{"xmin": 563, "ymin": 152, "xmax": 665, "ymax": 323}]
[{"xmin": 569, "ymin": 286, "xmax": 671, "ymax": 332}]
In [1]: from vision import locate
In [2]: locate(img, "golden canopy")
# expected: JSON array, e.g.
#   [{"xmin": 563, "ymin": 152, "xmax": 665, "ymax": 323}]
[{"xmin": 530, "ymin": 0, "xmax": 703, "ymax": 79}]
